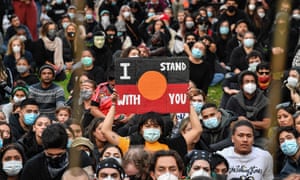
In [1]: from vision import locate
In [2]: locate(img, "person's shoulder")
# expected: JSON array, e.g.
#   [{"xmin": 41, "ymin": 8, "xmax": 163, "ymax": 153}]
[
  {"xmin": 217, "ymin": 146, "xmax": 234, "ymax": 155},
  {"xmin": 24, "ymin": 152, "xmax": 45, "ymax": 166},
  {"xmin": 252, "ymin": 147, "xmax": 272, "ymax": 157}
]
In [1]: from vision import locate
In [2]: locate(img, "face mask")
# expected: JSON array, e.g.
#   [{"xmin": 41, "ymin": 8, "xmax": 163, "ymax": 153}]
[
  {"xmin": 101, "ymin": 16, "xmax": 110, "ymax": 23},
  {"xmin": 198, "ymin": 24, "xmax": 208, "ymax": 31},
  {"xmin": 248, "ymin": 62, "xmax": 259, "ymax": 72},
  {"xmin": 103, "ymin": 176, "xmax": 115, "ymax": 180},
  {"xmin": 192, "ymin": 101, "xmax": 203, "ymax": 114},
  {"xmin": 227, "ymin": 6, "xmax": 236, "ymax": 13},
  {"xmin": 108, "ymin": 34, "xmax": 115, "ymax": 40},
  {"xmin": 219, "ymin": 26, "xmax": 229, "ymax": 35},
  {"xmin": 56, "ymin": 0, "xmax": 63, "ymax": 4},
  {"xmin": 192, "ymin": 48, "xmax": 203, "ymax": 59},
  {"xmin": 243, "ymin": 83, "xmax": 257, "ymax": 94},
  {"xmin": 103, "ymin": 156, "xmax": 122, "ymax": 165},
  {"xmin": 143, "ymin": 128, "xmax": 160, "ymax": 143},
  {"xmin": 85, "ymin": 14, "xmax": 93, "ymax": 20},
  {"xmin": 13, "ymin": 96, "xmax": 26, "ymax": 103},
  {"xmin": 185, "ymin": 21, "xmax": 194, "ymax": 29},
  {"xmin": 203, "ymin": 117, "xmax": 220, "ymax": 129},
  {"xmin": 19, "ymin": 35, "xmax": 27, "ymax": 42},
  {"xmin": 16, "ymin": 65, "xmax": 28, "ymax": 73},
  {"xmin": 292, "ymin": 14, "xmax": 300, "ymax": 20},
  {"xmin": 207, "ymin": 11, "xmax": 213, "ymax": 17},
  {"xmin": 248, "ymin": 4, "xmax": 256, "ymax": 10},
  {"xmin": 187, "ymin": 41, "xmax": 194, "ymax": 49},
  {"xmin": 148, "ymin": 12, "xmax": 155, "ymax": 17},
  {"xmin": 123, "ymin": 11, "xmax": 131, "ymax": 18},
  {"xmin": 66, "ymin": 139, "xmax": 72, "ymax": 148},
  {"xmin": 157, "ymin": 172, "xmax": 178, "ymax": 180},
  {"xmin": 81, "ymin": 57, "xmax": 93, "ymax": 67},
  {"xmin": 281, "ymin": 139, "xmax": 299, "ymax": 156},
  {"xmin": 85, "ymin": 151, "xmax": 90, "ymax": 156},
  {"xmin": 46, "ymin": 152, "xmax": 68, "ymax": 169},
  {"xmin": 68, "ymin": 13, "xmax": 75, "ymax": 19},
  {"xmin": 24, "ymin": 113, "xmax": 38, "ymax": 125},
  {"xmin": 3, "ymin": 160, "xmax": 23, "ymax": 176},
  {"xmin": 62, "ymin": 22, "xmax": 70, "ymax": 29},
  {"xmin": 12, "ymin": 45, "xmax": 21, "ymax": 53},
  {"xmin": 47, "ymin": 30, "xmax": 56, "ymax": 41},
  {"xmin": 0, "ymin": 139, "xmax": 3, "ymax": 148},
  {"xmin": 80, "ymin": 89, "xmax": 93, "ymax": 100},
  {"xmin": 287, "ymin": 77, "xmax": 298, "ymax": 88},
  {"xmin": 243, "ymin": 38, "xmax": 255, "ymax": 48},
  {"xmin": 67, "ymin": 32, "xmax": 75, "ymax": 38},
  {"xmin": 190, "ymin": 169, "xmax": 211, "ymax": 179},
  {"xmin": 258, "ymin": 76, "xmax": 270, "ymax": 90},
  {"xmin": 258, "ymin": 12, "xmax": 265, "ymax": 18},
  {"xmin": 129, "ymin": 55, "xmax": 139, "ymax": 58},
  {"xmin": 94, "ymin": 36, "xmax": 105, "ymax": 48}
]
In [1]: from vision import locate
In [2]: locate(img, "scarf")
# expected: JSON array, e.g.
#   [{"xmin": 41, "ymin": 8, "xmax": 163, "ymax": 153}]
[{"xmin": 42, "ymin": 36, "xmax": 64, "ymax": 71}]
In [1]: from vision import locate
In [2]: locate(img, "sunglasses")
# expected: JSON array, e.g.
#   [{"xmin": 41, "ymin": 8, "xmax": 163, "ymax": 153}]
[{"xmin": 258, "ymin": 71, "xmax": 270, "ymax": 75}]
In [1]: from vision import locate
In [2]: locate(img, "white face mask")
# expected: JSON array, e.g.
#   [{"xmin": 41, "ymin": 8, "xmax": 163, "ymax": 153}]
[
  {"xmin": 13, "ymin": 96, "xmax": 26, "ymax": 103},
  {"xmin": 248, "ymin": 4, "xmax": 256, "ymax": 10},
  {"xmin": 123, "ymin": 11, "xmax": 131, "ymax": 18},
  {"xmin": 12, "ymin": 45, "xmax": 21, "ymax": 53},
  {"xmin": 103, "ymin": 176, "xmax": 115, "ymax": 180},
  {"xmin": 248, "ymin": 62, "xmax": 259, "ymax": 72},
  {"xmin": 243, "ymin": 83, "xmax": 257, "ymax": 94},
  {"xmin": 157, "ymin": 172, "xmax": 178, "ymax": 180},
  {"xmin": 258, "ymin": 12, "xmax": 265, "ymax": 18},
  {"xmin": 3, "ymin": 160, "xmax": 23, "ymax": 176},
  {"xmin": 190, "ymin": 169, "xmax": 211, "ymax": 179},
  {"xmin": 287, "ymin": 76, "xmax": 298, "ymax": 88}
]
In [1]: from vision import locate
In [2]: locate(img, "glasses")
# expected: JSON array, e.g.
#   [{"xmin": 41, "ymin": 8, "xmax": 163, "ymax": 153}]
[{"xmin": 258, "ymin": 71, "xmax": 270, "ymax": 75}]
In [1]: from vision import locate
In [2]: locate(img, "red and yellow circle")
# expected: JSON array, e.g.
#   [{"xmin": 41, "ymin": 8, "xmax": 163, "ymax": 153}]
[{"xmin": 137, "ymin": 71, "xmax": 167, "ymax": 100}]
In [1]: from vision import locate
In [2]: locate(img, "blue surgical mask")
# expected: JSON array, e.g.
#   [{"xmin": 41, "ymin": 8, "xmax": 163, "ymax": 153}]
[
  {"xmin": 24, "ymin": 113, "xmax": 38, "ymax": 126},
  {"xmin": 192, "ymin": 48, "xmax": 203, "ymax": 59},
  {"xmin": 207, "ymin": 11, "xmax": 213, "ymax": 17},
  {"xmin": 68, "ymin": 13, "xmax": 75, "ymax": 19},
  {"xmin": 67, "ymin": 139, "xmax": 72, "ymax": 148},
  {"xmin": 281, "ymin": 139, "xmax": 299, "ymax": 156},
  {"xmin": 81, "ymin": 57, "xmax": 93, "ymax": 67},
  {"xmin": 192, "ymin": 101, "xmax": 203, "ymax": 114},
  {"xmin": 62, "ymin": 22, "xmax": 70, "ymax": 29},
  {"xmin": 56, "ymin": 0, "xmax": 63, "ymax": 4},
  {"xmin": 203, "ymin": 117, "xmax": 220, "ymax": 129},
  {"xmin": 143, "ymin": 128, "xmax": 161, "ymax": 143},
  {"xmin": 148, "ymin": 12, "xmax": 155, "ymax": 17},
  {"xmin": 0, "ymin": 139, "xmax": 3, "ymax": 149},
  {"xmin": 85, "ymin": 14, "xmax": 93, "ymax": 20},
  {"xmin": 219, "ymin": 26, "xmax": 229, "ymax": 35},
  {"xmin": 243, "ymin": 38, "xmax": 255, "ymax": 48}
]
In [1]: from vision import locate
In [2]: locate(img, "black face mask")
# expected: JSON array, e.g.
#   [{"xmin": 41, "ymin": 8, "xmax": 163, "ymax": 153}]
[
  {"xmin": 46, "ymin": 152, "xmax": 69, "ymax": 178},
  {"xmin": 46, "ymin": 152, "xmax": 68, "ymax": 168},
  {"xmin": 67, "ymin": 32, "xmax": 75, "ymax": 38},
  {"xmin": 227, "ymin": 6, "xmax": 236, "ymax": 13},
  {"xmin": 127, "ymin": 175, "xmax": 142, "ymax": 180},
  {"xmin": 187, "ymin": 41, "xmax": 195, "ymax": 49},
  {"xmin": 107, "ymin": 34, "xmax": 115, "ymax": 40}
]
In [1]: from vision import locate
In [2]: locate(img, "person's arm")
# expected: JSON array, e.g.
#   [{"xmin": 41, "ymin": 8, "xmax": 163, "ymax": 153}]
[
  {"xmin": 56, "ymin": 87, "xmax": 65, "ymax": 107},
  {"xmin": 181, "ymin": 103, "xmax": 202, "ymax": 145},
  {"xmin": 101, "ymin": 93, "xmax": 121, "ymax": 146},
  {"xmin": 250, "ymin": 117, "xmax": 271, "ymax": 130}
]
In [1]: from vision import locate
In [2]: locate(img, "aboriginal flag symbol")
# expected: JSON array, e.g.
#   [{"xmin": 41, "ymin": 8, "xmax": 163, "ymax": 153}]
[{"xmin": 115, "ymin": 57, "xmax": 190, "ymax": 114}]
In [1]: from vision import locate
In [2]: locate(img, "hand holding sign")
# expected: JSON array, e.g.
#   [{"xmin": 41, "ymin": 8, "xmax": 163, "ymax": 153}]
[{"xmin": 115, "ymin": 57, "xmax": 190, "ymax": 114}]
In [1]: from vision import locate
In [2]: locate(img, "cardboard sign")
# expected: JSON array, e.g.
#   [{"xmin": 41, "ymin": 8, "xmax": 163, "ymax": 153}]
[{"xmin": 115, "ymin": 57, "xmax": 190, "ymax": 114}]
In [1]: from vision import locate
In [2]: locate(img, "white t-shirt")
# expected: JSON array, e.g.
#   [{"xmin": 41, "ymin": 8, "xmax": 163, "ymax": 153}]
[{"xmin": 217, "ymin": 146, "xmax": 274, "ymax": 180}]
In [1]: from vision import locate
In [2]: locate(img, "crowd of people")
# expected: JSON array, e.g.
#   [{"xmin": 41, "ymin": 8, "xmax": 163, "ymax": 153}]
[{"xmin": 1, "ymin": 0, "xmax": 300, "ymax": 179}]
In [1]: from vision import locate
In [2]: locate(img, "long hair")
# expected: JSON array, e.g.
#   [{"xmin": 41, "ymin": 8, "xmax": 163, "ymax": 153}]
[
  {"xmin": 64, "ymin": 22, "xmax": 78, "ymax": 52},
  {"xmin": 6, "ymin": 35, "xmax": 25, "ymax": 55},
  {"xmin": 0, "ymin": 55, "xmax": 8, "ymax": 81}
]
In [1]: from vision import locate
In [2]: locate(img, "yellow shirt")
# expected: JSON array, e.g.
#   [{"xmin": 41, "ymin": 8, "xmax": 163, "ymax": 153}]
[{"xmin": 118, "ymin": 136, "xmax": 169, "ymax": 154}]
